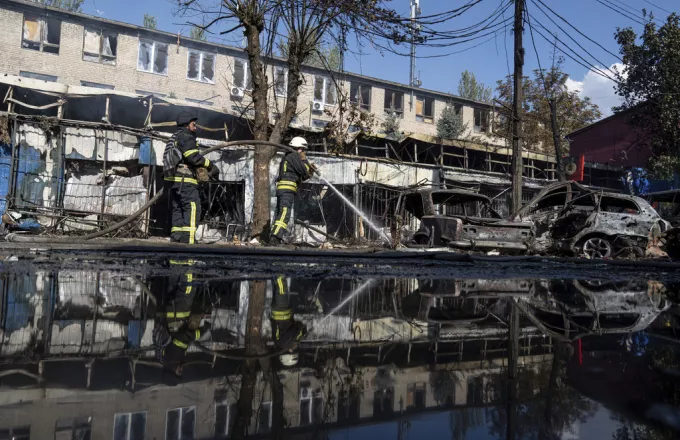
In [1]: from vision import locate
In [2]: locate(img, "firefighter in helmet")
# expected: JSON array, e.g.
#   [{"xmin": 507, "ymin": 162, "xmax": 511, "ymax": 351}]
[
  {"xmin": 270, "ymin": 137, "xmax": 318, "ymax": 245},
  {"xmin": 163, "ymin": 113, "xmax": 219, "ymax": 244},
  {"xmin": 270, "ymin": 275, "xmax": 307, "ymax": 367}
]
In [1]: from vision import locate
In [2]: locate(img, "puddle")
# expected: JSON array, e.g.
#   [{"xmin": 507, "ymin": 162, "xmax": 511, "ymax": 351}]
[{"xmin": 0, "ymin": 256, "xmax": 678, "ymax": 439}]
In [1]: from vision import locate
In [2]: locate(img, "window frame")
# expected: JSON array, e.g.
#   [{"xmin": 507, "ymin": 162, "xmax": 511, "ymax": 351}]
[
  {"xmin": 113, "ymin": 411, "xmax": 147, "ymax": 440},
  {"xmin": 313, "ymin": 75, "xmax": 337, "ymax": 107},
  {"xmin": 137, "ymin": 39, "xmax": 169, "ymax": 75},
  {"xmin": 257, "ymin": 401, "xmax": 273, "ymax": 433},
  {"xmin": 22, "ymin": 14, "xmax": 61, "ymax": 54},
  {"xmin": 473, "ymin": 107, "xmax": 490, "ymax": 133},
  {"xmin": 0, "ymin": 426, "xmax": 30, "ymax": 440},
  {"xmin": 55, "ymin": 416, "xmax": 92, "ymax": 440},
  {"xmin": 350, "ymin": 82, "xmax": 372, "ymax": 111},
  {"xmin": 80, "ymin": 80, "xmax": 115, "ymax": 90},
  {"xmin": 415, "ymin": 96, "xmax": 435, "ymax": 123},
  {"xmin": 186, "ymin": 49, "xmax": 215, "ymax": 84},
  {"xmin": 20, "ymin": 71, "xmax": 57, "ymax": 82},
  {"xmin": 82, "ymin": 27, "xmax": 117, "ymax": 65},
  {"xmin": 383, "ymin": 89, "xmax": 404, "ymax": 117},
  {"xmin": 214, "ymin": 400, "xmax": 236, "ymax": 438},
  {"xmin": 165, "ymin": 406, "xmax": 196, "ymax": 440},
  {"xmin": 273, "ymin": 66, "xmax": 288, "ymax": 97},
  {"xmin": 232, "ymin": 58, "xmax": 252, "ymax": 91}
]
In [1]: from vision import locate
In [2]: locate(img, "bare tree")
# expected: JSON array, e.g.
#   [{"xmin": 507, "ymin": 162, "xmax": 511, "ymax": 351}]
[{"xmin": 177, "ymin": 0, "xmax": 413, "ymax": 241}]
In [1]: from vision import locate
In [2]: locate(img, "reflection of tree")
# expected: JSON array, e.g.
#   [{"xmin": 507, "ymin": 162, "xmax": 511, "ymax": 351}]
[
  {"xmin": 430, "ymin": 369, "xmax": 458, "ymax": 406},
  {"xmin": 449, "ymin": 408, "xmax": 485, "ymax": 440}
]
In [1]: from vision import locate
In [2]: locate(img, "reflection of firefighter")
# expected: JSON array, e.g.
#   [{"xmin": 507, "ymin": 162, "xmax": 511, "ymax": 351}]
[
  {"xmin": 163, "ymin": 112, "xmax": 219, "ymax": 244},
  {"xmin": 154, "ymin": 260, "xmax": 211, "ymax": 377},
  {"xmin": 270, "ymin": 275, "xmax": 307, "ymax": 367},
  {"xmin": 270, "ymin": 137, "xmax": 317, "ymax": 245}
]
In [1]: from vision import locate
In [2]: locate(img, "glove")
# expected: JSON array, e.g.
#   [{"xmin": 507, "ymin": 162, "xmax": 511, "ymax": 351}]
[
  {"xmin": 309, "ymin": 162, "xmax": 319, "ymax": 176},
  {"xmin": 196, "ymin": 167, "xmax": 210, "ymax": 183},
  {"xmin": 208, "ymin": 163, "xmax": 219, "ymax": 179}
]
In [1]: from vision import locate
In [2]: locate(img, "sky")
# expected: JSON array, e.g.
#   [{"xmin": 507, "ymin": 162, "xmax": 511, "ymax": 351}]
[{"xmin": 81, "ymin": 0, "xmax": 680, "ymax": 118}]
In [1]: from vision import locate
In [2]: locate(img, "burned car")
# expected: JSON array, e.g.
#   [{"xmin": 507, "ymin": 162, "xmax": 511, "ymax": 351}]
[
  {"xmin": 395, "ymin": 188, "xmax": 532, "ymax": 252},
  {"xmin": 646, "ymin": 189, "xmax": 680, "ymax": 227},
  {"xmin": 511, "ymin": 181, "xmax": 669, "ymax": 259}
]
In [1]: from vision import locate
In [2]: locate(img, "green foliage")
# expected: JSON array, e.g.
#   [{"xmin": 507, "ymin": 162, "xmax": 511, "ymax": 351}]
[
  {"xmin": 614, "ymin": 14, "xmax": 680, "ymax": 179},
  {"xmin": 189, "ymin": 26, "xmax": 206, "ymax": 41},
  {"xmin": 458, "ymin": 70, "xmax": 493, "ymax": 103},
  {"xmin": 495, "ymin": 65, "xmax": 602, "ymax": 154},
  {"xmin": 143, "ymin": 14, "xmax": 157, "ymax": 30},
  {"xmin": 381, "ymin": 107, "xmax": 404, "ymax": 141},
  {"xmin": 32, "ymin": 0, "xmax": 84, "ymax": 11},
  {"xmin": 278, "ymin": 40, "xmax": 342, "ymax": 71},
  {"xmin": 437, "ymin": 103, "xmax": 468, "ymax": 140}
]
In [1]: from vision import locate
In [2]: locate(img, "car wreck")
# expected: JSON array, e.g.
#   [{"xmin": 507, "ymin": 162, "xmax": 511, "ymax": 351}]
[
  {"xmin": 395, "ymin": 188, "xmax": 532, "ymax": 252},
  {"xmin": 511, "ymin": 181, "xmax": 669, "ymax": 259}
]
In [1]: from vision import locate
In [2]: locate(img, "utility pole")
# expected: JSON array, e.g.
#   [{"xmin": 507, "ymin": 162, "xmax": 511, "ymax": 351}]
[
  {"xmin": 511, "ymin": 0, "xmax": 525, "ymax": 214},
  {"xmin": 409, "ymin": 0, "xmax": 422, "ymax": 111}
]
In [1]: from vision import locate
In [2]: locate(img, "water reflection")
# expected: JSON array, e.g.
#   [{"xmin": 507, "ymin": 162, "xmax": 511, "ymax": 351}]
[{"xmin": 0, "ymin": 262, "xmax": 678, "ymax": 439}]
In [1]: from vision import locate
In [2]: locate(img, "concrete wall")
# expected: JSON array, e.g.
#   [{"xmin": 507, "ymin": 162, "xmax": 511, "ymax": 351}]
[{"xmin": 0, "ymin": 1, "xmax": 503, "ymax": 146}]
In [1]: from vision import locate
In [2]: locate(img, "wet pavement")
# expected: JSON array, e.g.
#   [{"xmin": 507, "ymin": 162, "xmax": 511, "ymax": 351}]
[{"xmin": 0, "ymin": 252, "xmax": 679, "ymax": 439}]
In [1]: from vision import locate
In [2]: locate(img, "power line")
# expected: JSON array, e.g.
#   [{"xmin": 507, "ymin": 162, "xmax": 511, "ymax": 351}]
[
  {"xmin": 596, "ymin": 0, "xmax": 646, "ymax": 25},
  {"xmin": 608, "ymin": 0, "xmax": 664, "ymax": 24},
  {"xmin": 643, "ymin": 0, "xmax": 673, "ymax": 15}
]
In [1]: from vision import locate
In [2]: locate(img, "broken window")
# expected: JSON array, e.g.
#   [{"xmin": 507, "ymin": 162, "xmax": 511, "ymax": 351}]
[
  {"xmin": 0, "ymin": 427, "xmax": 30, "ymax": 440},
  {"xmin": 166, "ymin": 407, "xmax": 195, "ymax": 440},
  {"xmin": 185, "ymin": 97, "xmax": 213, "ymax": 106},
  {"xmin": 137, "ymin": 39, "xmax": 168, "ymax": 75},
  {"xmin": 214, "ymin": 402, "xmax": 236, "ymax": 438},
  {"xmin": 80, "ymin": 80, "xmax": 114, "ymax": 90},
  {"xmin": 350, "ymin": 82, "xmax": 371, "ymax": 111},
  {"xmin": 22, "ymin": 15, "xmax": 61, "ymax": 53},
  {"xmin": 55, "ymin": 417, "xmax": 92, "ymax": 440},
  {"xmin": 83, "ymin": 28, "xmax": 117, "ymax": 64},
  {"xmin": 384, "ymin": 89, "xmax": 404, "ymax": 116},
  {"xmin": 474, "ymin": 108, "xmax": 489, "ymax": 133},
  {"xmin": 416, "ymin": 96, "xmax": 434, "ymax": 123},
  {"xmin": 406, "ymin": 383, "xmax": 426, "ymax": 410},
  {"xmin": 274, "ymin": 66, "xmax": 287, "ymax": 97},
  {"xmin": 114, "ymin": 412, "xmax": 146, "ymax": 440},
  {"xmin": 232, "ymin": 59, "xmax": 252, "ymax": 91},
  {"xmin": 20, "ymin": 71, "xmax": 57, "ymax": 82},
  {"xmin": 601, "ymin": 196, "xmax": 640, "ymax": 214},
  {"xmin": 313, "ymin": 76, "xmax": 337, "ymax": 106},
  {"xmin": 186, "ymin": 50, "xmax": 215, "ymax": 83},
  {"xmin": 257, "ymin": 402, "xmax": 272, "ymax": 433}
]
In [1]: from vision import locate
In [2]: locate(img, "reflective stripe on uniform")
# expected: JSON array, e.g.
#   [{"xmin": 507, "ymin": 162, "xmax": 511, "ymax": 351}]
[
  {"xmin": 273, "ymin": 207, "xmax": 288, "ymax": 235},
  {"xmin": 276, "ymin": 276, "xmax": 285, "ymax": 295},
  {"xmin": 203, "ymin": 158, "xmax": 210, "ymax": 168},
  {"xmin": 183, "ymin": 149, "xmax": 199, "ymax": 157},
  {"xmin": 166, "ymin": 311, "xmax": 191, "ymax": 318},
  {"xmin": 276, "ymin": 180, "xmax": 298, "ymax": 191},
  {"xmin": 164, "ymin": 176, "xmax": 198, "ymax": 185},
  {"xmin": 172, "ymin": 339, "xmax": 188, "ymax": 349},
  {"xmin": 195, "ymin": 330, "xmax": 201, "ymax": 340},
  {"xmin": 189, "ymin": 202, "xmax": 197, "ymax": 244},
  {"xmin": 283, "ymin": 161, "xmax": 287, "ymax": 173},
  {"xmin": 185, "ymin": 273, "xmax": 193, "ymax": 295},
  {"xmin": 170, "ymin": 260, "xmax": 196, "ymax": 265},
  {"xmin": 271, "ymin": 309, "xmax": 292, "ymax": 320},
  {"xmin": 171, "ymin": 226, "xmax": 195, "ymax": 233}
]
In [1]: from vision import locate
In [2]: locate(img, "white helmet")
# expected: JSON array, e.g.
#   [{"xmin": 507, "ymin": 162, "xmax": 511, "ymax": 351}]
[
  {"xmin": 279, "ymin": 353, "xmax": 299, "ymax": 367},
  {"xmin": 289, "ymin": 136, "xmax": 308, "ymax": 149}
]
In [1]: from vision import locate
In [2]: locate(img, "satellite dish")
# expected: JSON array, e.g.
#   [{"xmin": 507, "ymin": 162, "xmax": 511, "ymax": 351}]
[{"xmin": 565, "ymin": 162, "xmax": 578, "ymax": 176}]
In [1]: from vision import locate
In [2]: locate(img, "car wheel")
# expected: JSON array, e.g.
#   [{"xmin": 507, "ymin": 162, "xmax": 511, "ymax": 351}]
[{"xmin": 581, "ymin": 236, "xmax": 613, "ymax": 259}]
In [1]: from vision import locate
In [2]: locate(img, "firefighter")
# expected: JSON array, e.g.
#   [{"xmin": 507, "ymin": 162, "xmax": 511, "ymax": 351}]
[
  {"xmin": 154, "ymin": 260, "xmax": 211, "ymax": 377},
  {"xmin": 164, "ymin": 112, "xmax": 219, "ymax": 244},
  {"xmin": 270, "ymin": 275, "xmax": 307, "ymax": 367},
  {"xmin": 270, "ymin": 137, "xmax": 318, "ymax": 245}
]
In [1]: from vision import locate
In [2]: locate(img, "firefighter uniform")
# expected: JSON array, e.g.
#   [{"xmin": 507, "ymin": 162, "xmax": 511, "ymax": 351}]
[
  {"xmin": 270, "ymin": 275, "xmax": 306, "ymax": 364},
  {"xmin": 271, "ymin": 137, "xmax": 315, "ymax": 243},
  {"xmin": 164, "ymin": 113, "xmax": 217, "ymax": 244},
  {"xmin": 156, "ymin": 260, "xmax": 210, "ymax": 375}
]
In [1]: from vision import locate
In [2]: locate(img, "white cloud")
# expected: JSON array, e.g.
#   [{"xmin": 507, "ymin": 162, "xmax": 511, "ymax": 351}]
[{"xmin": 566, "ymin": 63, "xmax": 625, "ymax": 118}]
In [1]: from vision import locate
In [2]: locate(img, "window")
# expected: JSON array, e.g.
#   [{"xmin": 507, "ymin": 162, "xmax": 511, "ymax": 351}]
[
  {"xmin": 80, "ymin": 80, "xmax": 114, "ymax": 90},
  {"xmin": 166, "ymin": 407, "xmax": 195, "ymax": 440},
  {"xmin": 350, "ymin": 82, "xmax": 371, "ymax": 111},
  {"xmin": 600, "ymin": 196, "xmax": 640, "ymax": 214},
  {"xmin": 22, "ymin": 15, "xmax": 60, "ymax": 53},
  {"xmin": 406, "ymin": 383, "xmax": 426, "ymax": 410},
  {"xmin": 0, "ymin": 427, "xmax": 30, "ymax": 440},
  {"xmin": 384, "ymin": 89, "xmax": 404, "ymax": 116},
  {"xmin": 337, "ymin": 389, "xmax": 360, "ymax": 422},
  {"xmin": 138, "ymin": 39, "xmax": 168, "ymax": 75},
  {"xmin": 313, "ymin": 76, "xmax": 337, "ymax": 106},
  {"xmin": 373, "ymin": 388, "xmax": 394, "ymax": 417},
  {"xmin": 474, "ymin": 108, "xmax": 489, "ymax": 133},
  {"xmin": 113, "ymin": 412, "xmax": 146, "ymax": 440},
  {"xmin": 187, "ymin": 50, "xmax": 215, "ymax": 83},
  {"xmin": 136, "ymin": 90, "xmax": 167, "ymax": 98},
  {"xmin": 416, "ymin": 96, "xmax": 434, "ymax": 123},
  {"xmin": 454, "ymin": 103, "xmax": 463, "ymax": 115},
  {"xmin": 82, "ymin": 28, "xmax": 117, "ymax": 64},
  {"xmin": 299, "ymin": 386, "xmax": 324, "ymax": 426},
  {"xmin": 311, "ymin": 119, "xmax": 328, "ymax": 129},
  {"xmin": 214, "ymin": 402, "xmax": 236, "ymax": 438},
  {"xmin": 55, "ymin": 417, "xmax": 92, "ymax": 440},
  {"xmin": 232, "ymin": 59, "xmax": 252, "ymax": 91},
  {"xmin": 20, "ymin": 71, "xmax": 57, "ymax": 82},
  {"xmin": 273, "ymin": 66, "xmax": 287, "ymax": 97},
  {"xmin": 257, "ymin": 402, "xmax": 272, "ymax": 434},
  {"xmin": 467, "ymin": 376, "xmax": 484, "ymax": 404},
  {"xmin": 185, "ymin": 97, "xmax": 214, "ymax": 106}
]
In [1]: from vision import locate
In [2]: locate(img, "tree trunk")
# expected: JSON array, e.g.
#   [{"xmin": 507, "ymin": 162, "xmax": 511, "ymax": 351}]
[
  {"xmin": 269, "ymin": 49, "xmax": 304, "ymax": 144},
  {"xmin": 549, "ymin": 99, "xmax": 566, "ymax": 181},
  {"xmin": 245, "ymin": 23, "xmax": 275, "ymax": 240}
]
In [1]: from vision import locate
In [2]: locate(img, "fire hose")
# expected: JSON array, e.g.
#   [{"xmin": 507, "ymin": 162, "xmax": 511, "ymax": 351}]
[{"xmin": 6, "ymin": 140, "xmax": 299, "ymax": 243}]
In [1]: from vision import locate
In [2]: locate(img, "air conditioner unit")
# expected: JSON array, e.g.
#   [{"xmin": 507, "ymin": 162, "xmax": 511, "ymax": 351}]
[
  {"xmin": 231, "ymin": 87, "xmax": 244, "ymax": 98},
  {"xmin": 312, "ymin": 101, "xmax": 323, "ymax": 112}
]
